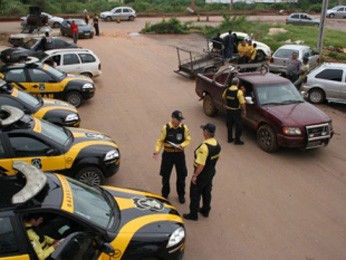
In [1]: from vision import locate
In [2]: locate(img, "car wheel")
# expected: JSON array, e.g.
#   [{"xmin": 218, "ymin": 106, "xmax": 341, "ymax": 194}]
[
  {"xmin": 129, "ymin": 16, "xmax": 135, "ymax": 21},
  {"xmin": 203, "ymin": 94, "xmax": 218, "ymax": 117},
  {"xmin": 81, "ymin": 72, "xmax": 93, "ymax": 78},
  {"xmin": 308, "ymin": 88, "xmax": 325, "ymax": 104},
  {"xmin": 256, "ymin": 50, "xmax": 266, "ymax": 62},
  {"xmin": 65, "ymin": 91, "xmax": 83, "ymax": 107},
  {"xmin": 328, "ymin": 14, "xmax": 335, "ymax": 18},
  {"xmin": 75, "ymin": 167, "xmax": 105, "ymax": 186},
  {"xmin": 53, "ymin": 22, "xmax": 60, "ymax": 28},
  {"xmin": 106, "ymin": 16, "xmax": 112, "ymax": 22},
  {"xmin": 257, "ymin": 124, "xmax": 278, "ymax": 153}
]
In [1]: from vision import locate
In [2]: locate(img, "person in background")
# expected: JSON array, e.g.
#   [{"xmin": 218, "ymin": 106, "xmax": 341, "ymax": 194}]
[
  {"xmin": 183, "ymin": 123, "xmax": 221, "ymax": 221},
  {"xmin": 25, "ymin": 214, "xmax": 61, "ymax": 260},
  {"xmin": 287, "ymin": 51, "xmax": 302, "ymax": 83},
  {"xmin": 237, "ymin": 40, "xmax": 248, "ymax": 64},
  {"xmin": 249, "ymin": 43, "xmax": 258, "ymax": 63},
  {"xmin": 93, "ymin": 13, "xmax": 100, "ymax": 36},
  {"xmin": 153, "ymin": 110, "xmax": 191, "ymax": 204},
  {"xmin": 84, "ymin": 12, "xmax": 90, "ymax": 25},
  {"xmin": 211, "ymin": 32, "xmax": 223, "ymax": 57},
  {"xmin": 70, "ymin": 20, "xmax": 78, "ymax": 44},
  {"xmin": 41, "ymin": 31, "xmax": 53, "ymax": 51},
  {"xmin": 222, "ymin": 77, "xmax": 247, "ymax": 145},
  {"xmin": 294, "ymin": 56, "xmax": 309, "ymax": 90}
]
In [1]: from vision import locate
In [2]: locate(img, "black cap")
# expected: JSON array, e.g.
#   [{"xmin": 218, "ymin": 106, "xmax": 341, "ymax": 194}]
[
  {"xmin": 172, "ymin": 110, "xmax": 184, "ymax": 121},
  {"xmin": 200, "ymin": 123, "xmax": 216, "ymax": 136}
]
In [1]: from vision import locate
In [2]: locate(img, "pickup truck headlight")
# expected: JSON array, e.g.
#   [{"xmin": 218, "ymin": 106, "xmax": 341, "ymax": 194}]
[
  {"xmin": 283, "ymin": 127, "xmax": 302, "ymax": 135},
  {"xmin": 65, "ymin": 113, "xmax": 79, "ymax": 123},
  {"xmin": 167, "ymin": 227, "xmax": 185, "ymax": 249},
  {"xmin": 82, "ymin": 83, "xmax": 94, "ymax": 90},
  {"xmin": 104, "ymin": 149, "xmax": 119, "ymax": 161}
]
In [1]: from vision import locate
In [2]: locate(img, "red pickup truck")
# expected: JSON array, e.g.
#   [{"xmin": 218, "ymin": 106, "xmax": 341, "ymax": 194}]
[{"xmin": 195, "ymin": 66, "xmax": 334, "ymax": 152}]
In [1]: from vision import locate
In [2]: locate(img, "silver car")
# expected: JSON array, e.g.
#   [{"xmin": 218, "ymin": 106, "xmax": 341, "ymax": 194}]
[
  {"xmin": 20, "ymin": 12, "xmax": 64, "ymax": 28},
  {"xmin": 269, "ymin": 44, "xmax": 319, "ymax": 76},
  {"xmin": 326, "ymin": 5, "xmax": 346, "ymax": 18},
  {"xmin": 301, "ymin": 63, "xmax": 346, "ymax": 104},
  {"xmin": 100, "ymin": 6, "xmax": 136, "ymax": 21},
  {"xmin": 286, "ymin": 13, "xmax": 320, "ymax": 26}
]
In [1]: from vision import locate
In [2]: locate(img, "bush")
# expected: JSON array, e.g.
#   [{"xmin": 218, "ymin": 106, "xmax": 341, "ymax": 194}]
[{"xmin": 141, "ymin": 17, "xmax": 189, "ymax": 34}]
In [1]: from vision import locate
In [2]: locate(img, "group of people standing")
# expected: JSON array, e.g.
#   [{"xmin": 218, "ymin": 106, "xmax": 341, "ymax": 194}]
[
  {"xmin": 287, "ymin": 51, "xmax": 310, "ymax": 90},
  {"xmin": 211, "ymin": 30, "xmax": 258, "ymax": 63},
  {"xmin": 153, "ymin": 111, "xmax": 222, "ymax": 221}
]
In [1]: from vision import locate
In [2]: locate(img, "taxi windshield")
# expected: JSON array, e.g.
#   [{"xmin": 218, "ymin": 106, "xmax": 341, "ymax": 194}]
[
  {"xmin": 67, "ymin": 178, "xmax": 119, "ymax": 230},
  {"xmin": 17, "ymin": 89, "xmax": 42, "ymax": 109},
  {"xmin": 40, "ymin": 120, "xmax": 72, "ymax": 146},
  {"xmin": 43, "ymin": 64, "xmax": 66, "ymax": 79}
]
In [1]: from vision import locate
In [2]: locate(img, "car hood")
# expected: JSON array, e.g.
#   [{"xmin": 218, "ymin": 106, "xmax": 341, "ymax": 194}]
[
  {"xmin": 42, "ymin": 98, "xmax": 77, "ymax": 110},
  {"xmin": 69, "ymin": 127, "xmax": 115, "ymax": 143},
  {"xmin": 10, "ymin": 33, "xmax": 35, "ymax": 39},
  {"xmin": 100, "ymin": 11, "xmax": 113, "ymax": 16},
  {"xmin": 264, "ymin": 102, "xmax": 331, "ymax": 126}
]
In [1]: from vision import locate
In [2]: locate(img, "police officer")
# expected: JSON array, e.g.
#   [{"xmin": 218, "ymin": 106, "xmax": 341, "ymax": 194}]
[
  {"xmin": 93, "ymin": 13, "xmax": 99, "ymax": 36},
  {"xmin": 222, "ymin": 77, "xmax": 247, "ymax": 145},
  {"xmin": 25, "ymin": 214, "xmax": 61, "ymax": 260},
  {"xmin": 153, "ymin": 110, "xmax": 191, "ymax": 204},
  {"xmin": 183, "ymin": 123, "xmax": 221, "ymax": 221}
]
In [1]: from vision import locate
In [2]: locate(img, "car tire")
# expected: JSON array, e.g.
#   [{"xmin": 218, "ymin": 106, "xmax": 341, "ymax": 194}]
[
  {"xmin": 256, "ymin": 50, "xmax": 266, "ymax": 62},
  {"xmin": 129, "ymin": 16, "xmax": 135, "ymax": 21},
  {"xmin": 75, "ymin": 166, "xmax": 105, "ymax": 186},
  {"xmin": 53, "ymin": 22, "xmax": 60, "ymax": 28},
  {"xmin": 203, "ymin": 94, "xmax": 218, "ymax": 117},
  {"xmin": 257, "ymin": 124, "xmax": 278, "ymax": 153},
  {"xmin": 106, "ymin": 16, "xmax": 112, "ymax": 22},
  {"xmin": 328, "ymin": 14, "xmax": 335, "ymax": 18},
  {"xmin": 65, "ymin": 91, "xmax": 83, "ymax": 107},
  {"xmin": 81, "ymin": 72, "xmax": 93, "ymax": 78},
  {"xmin": 308, "ymin": 88, "xmax": 325, "ymax": 104}
]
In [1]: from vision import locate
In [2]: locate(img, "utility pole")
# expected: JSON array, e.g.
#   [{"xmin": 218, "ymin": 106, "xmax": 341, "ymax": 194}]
[
  {"xmin": 317, "ymin": 0, "xmax": 328, "ymax": 56},
  {"xmin": 191, "ymin": 0, "xmax": 195, "ymax": 12},
  {"xmin": 230, "ymin": 0, "xmax": 233, "ymax": 11}
]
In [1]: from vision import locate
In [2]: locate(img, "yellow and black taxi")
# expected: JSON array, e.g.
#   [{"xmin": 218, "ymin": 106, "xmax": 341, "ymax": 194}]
[
  {"xmin": 0, "ymin": 59, "xmax": 95, "ymax": 107},
  {"xmin": 0, "ymin": 79, "xmax": 80, "ymax": 127},
  {"xmin": 0, "ymin": 162, "xmax": 185, "ymax": 260},
  {"xmin": 0, "ymin": 105, "xmax": 120, "ymax": 186}
]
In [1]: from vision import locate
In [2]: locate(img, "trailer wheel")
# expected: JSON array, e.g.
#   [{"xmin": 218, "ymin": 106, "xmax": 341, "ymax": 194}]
[{"xmin": 203, "ymin": 94, "xmax": 218, "ymax": 117}]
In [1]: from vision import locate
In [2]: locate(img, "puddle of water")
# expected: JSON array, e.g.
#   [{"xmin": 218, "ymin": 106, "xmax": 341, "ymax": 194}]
[{"xmin": 128, "ymin": 32, "xmax": 141, "ymax": 37}]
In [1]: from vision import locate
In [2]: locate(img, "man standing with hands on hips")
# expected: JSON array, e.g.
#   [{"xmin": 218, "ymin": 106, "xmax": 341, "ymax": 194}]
[
  {"xmin": 183, "ymin": 123, "xmax": 221, "ymax": 221},
  {"xmin": 153, "ymin": 110, "xmax": 191, "ymax": 204}
]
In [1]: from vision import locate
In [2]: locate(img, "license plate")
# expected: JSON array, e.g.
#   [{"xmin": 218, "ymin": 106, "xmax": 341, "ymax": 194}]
[
  {"xmin": 85, "ymin": 33, "xmax": 90, "ymax": 36},
  {"xmin": 307, "ymin": 141, "xmax": 322, "ymax": 147}
]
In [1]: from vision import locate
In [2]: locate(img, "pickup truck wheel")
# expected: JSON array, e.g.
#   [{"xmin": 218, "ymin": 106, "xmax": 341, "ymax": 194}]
[
  {"xmin": 75, "ymin": 167, "xmax": 104, "ymax": 186},
  {"xmin": 257, "ymin": 125, "xmax": 278, "ymax": 153},
  {"xmin": 203, "ymin": 94, "xmax": 218, "ymax": 116},
  {"xmin": 308, "ymin": 89, "xmax": 325, "ymax": 104},
  {"xmin": 65, "ymin": 91, "xmax": 83, "ymax": 108}
]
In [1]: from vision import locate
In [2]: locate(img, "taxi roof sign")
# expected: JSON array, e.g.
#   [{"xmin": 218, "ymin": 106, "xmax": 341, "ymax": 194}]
[
  {"xmin": 12, "ymin": 161, "xmax": 47, "ymax": 204},
  {"xmin": 0, "ymin": 105, "xmax": 24, "ymax": 127}
]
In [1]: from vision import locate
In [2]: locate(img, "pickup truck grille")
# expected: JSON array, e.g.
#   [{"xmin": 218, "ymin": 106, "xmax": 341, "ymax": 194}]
[{"xmin": 305, "ymin": 123, "xmax": 331, "ymax": 149}]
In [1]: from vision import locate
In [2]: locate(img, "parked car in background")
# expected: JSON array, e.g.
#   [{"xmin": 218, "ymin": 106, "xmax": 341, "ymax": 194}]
[
  {"xmin": 60, "ymin": 19, "xmax": 94, "ymax": 39},
  {"xmin": 21, "ymin": 12, "xmax": 64, "ymax": 28},
  {"xmin": 286, "ymin": 13, "xmax": 320, "ymax": 26},
  {"xmin": 269, "ymin": 44, "xmax": 319, "ymax": 76},
  {"xmin": 0, "ymin": 37, "xmax": 78, "ymax": 64},
  {"xmin": 38, "ymin": 48, "xmax": 102, "ymax": 78},
  {"xmin": 217, "ymin": 31, "xmax": 272, "ymax": 61},
  {"xmin": 326, "ymin": 5, "xmax": 346, "ymax": 18},
  {"xmin": 100, "ymin": 6, "xmax": 136, "ymax": 21},
  {"xmin": 0, "ymin": 61, "xmax": 95, "ymax": 107},
  {"xmin": 195, "ymin": 66, "xmax": 333, "ymax": 152},
  {"xmin": 301, "ymin": 63, "xmax": 346, "ymax": 104},
  {"xmin": 8, "ymin": 26, "xmax": 60, "ymax": 47},
  {"xmin": 0, "ymin": 79, "xmax": 80, "ymax": 127}
]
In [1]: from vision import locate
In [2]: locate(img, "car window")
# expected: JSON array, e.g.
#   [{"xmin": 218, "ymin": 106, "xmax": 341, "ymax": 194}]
[
  {"xmin": 316, "ymin": 69, "xmax": 343, "ymax": 82},
  {"xmin": 5, "ymin": 69, "xmax": 26, "ymax": 82},
  {"xmin": 292, "ymin": 14, "xmax": 299, "ymax": 19},
  {"xmin": 115, "ymin": 9, "xmax": 121, "ymax": 14},
  {"xmin": 63, "ymin": 54, "xmax": 80, "ymax": 65},
  {"xmin": 27, "ymin": 68, "xmax": 53, "ymax": 82},
  {"xmin": 0, "ymin": 217, "xmax": 19, "ymax": 255},
  {"xmin": 9, "ymin": 135, "xmax": 51, "ymax": 157},
  {"xmin": 51, "ymin": 54, "xmax": 61, "ymax": 66},
  {"xmin": 79, "ymin": 53, "xmax": 96, "ymax": 63},
  {"xmin": 124, "ymin": 9, "xmax": 130, "ymax": 13},
  {"xmin": 275, "ymin": 48, "xmax": 294, "ymax": 58}
]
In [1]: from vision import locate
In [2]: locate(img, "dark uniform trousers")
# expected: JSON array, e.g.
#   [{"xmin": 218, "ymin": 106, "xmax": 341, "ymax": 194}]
[
  {"xmin": 160, "ymin": 151, "xmax": 187, "ymax": 198},
  {"xmin": 226, "ymin": 109, "xmax": 243, "ymax": 142},
  {"xmin": 189, "ymin": 170, "xmax": 215, "ymax": 216}
]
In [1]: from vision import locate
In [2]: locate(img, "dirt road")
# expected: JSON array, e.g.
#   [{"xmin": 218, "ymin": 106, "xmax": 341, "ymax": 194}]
[{"xmin": 2, "ymin": 17, "xmax": 346, "ymax": 259}]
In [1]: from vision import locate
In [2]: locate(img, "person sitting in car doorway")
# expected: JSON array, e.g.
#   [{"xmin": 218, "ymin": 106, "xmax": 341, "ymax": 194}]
[{"xmin": 25, "ymin": 214, "xmax": 62, "ymax": 260}]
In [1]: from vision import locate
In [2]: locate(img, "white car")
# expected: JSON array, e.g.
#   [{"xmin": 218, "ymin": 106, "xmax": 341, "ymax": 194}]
[
  {"xmin": 212, "ymin": 31, "xmax": 271, "ymax": 61},
  {"xmin": 8, "ymin": 26, "xmax": 60, "ymax": 47},
  {"xmin": 269, "ymin": 44, "xmax": 320, "ymax": 76},
  {"xmin": 100, "ymin": 6, "xmax": 136, "ymax": 21},
  {"xmin": 20, "ymin": 12, "xmax": 64, "ymax": 28},
  {"xmin": 326, "ymin": 5, "xmax": 346, "ymax": 19},
  {"xmin": 38, "ymin": 48, "xmax": 102, "ymax": 78}
]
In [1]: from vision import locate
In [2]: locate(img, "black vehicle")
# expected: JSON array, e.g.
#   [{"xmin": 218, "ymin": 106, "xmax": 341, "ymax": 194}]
[
  {"xmin": 0, "ymin": 162, "xmax": 185, "ymax": 260},
  {"xmin": 0, "ymin": 79, "xmax": 80, "ymax": 127},
  {"xmin": 0, "ymin": 37, "xmax": 78, "ymax": 64},
  {"xmin": 0, "ymin": 105, "xmax": 120, "ymax": 185},
  {"xmin": 60, "ymin": 19, "xmax": 94, "ymax": 39}
]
